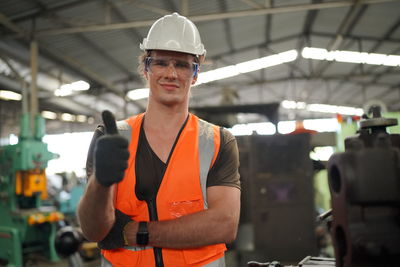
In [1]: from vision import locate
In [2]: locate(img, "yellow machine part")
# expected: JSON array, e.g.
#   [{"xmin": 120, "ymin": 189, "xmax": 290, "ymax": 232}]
[{"xmin": 15, "ymin": 170, "xmax": 48, "ymax": 200}]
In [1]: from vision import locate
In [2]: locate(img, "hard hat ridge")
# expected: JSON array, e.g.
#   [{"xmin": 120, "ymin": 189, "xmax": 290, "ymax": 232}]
[{"xmin": 140, "ymin": 12, "xmax": 206, "ymax": 57}]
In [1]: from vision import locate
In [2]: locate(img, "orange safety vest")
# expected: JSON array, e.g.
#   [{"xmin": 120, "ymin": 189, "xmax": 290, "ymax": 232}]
[{"xmin": 102, "ymin": 113, "xmax": 227, "ymax": 267}]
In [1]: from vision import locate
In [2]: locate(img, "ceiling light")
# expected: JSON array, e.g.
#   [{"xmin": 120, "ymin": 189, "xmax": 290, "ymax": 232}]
[
  {"xmin": 0, "ymin": 90, "xmax": 22, "ymax": 101},
  {"xmin": 41, "ymin": 111, "xmax": 57, "ymax": 120},
  {"xmin": 70, "ymin": 80, "xmax": 90, "ymax": 91},
  {"xmin": 281, "ymin": 100, "xmax": 363, "ymax": 116},
  {"xmin": 127, "ymin": 88, "xmax": 149, "ymax": 100},
  {"xmin": 281, "ymin": 100, "xmax": 306, "ymax": 109},
  {"xmin": 196, "ymin": 49, "xmax": 298, "ymax": 85},
  {"xmin": 76, "ymin": 115, "xmax": 87, "ymax": 122},
  {"xmin": 61, "ymin": 113, "xmax": 75, "ymax": 122},
  {"xmin": 55, "ymin": 80, "xmax": 90, "ymax": 96},
  {"xmin": 302, "ymin": 47, "xmax": 400, "ymax": 67},
  {"xmin": 197, "ymin": 66, "xmax": 239, "ymax": 84}
]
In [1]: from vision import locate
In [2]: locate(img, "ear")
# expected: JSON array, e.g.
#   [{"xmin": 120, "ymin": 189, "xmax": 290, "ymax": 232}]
[{"xmin": 144, "ymin": 71, "xmax": 149, "ymax": 80}]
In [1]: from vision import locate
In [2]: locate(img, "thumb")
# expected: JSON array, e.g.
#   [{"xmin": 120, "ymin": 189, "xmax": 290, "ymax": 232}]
[{"xmin": 102, "ymin": 110, "xmax": 119, "ymax": 135}]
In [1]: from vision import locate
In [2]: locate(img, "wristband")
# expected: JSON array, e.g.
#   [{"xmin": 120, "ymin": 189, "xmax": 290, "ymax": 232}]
[{"xmin": 136, "ymin": 221, "xmax": 149, "ymax": 246}]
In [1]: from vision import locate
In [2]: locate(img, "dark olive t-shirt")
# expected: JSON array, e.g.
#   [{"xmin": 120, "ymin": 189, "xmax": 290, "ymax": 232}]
[{"xmin": 86, "ymin": 119, "xmax": 241, "ymax": 197}]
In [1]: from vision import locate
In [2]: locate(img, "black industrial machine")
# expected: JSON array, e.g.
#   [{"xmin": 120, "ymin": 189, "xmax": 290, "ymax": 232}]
[
  {"xmin": 327, "ymin": 106, "xmax": 400, "ymax": 267},
  {"xmin": 237, "ymin": 132, "xmax": 318, "ymax": 264}
]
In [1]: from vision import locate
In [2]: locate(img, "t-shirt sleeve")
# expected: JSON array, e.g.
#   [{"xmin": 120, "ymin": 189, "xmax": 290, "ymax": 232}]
[
  {"xmin": 206, "ymin": 128, "xmax": 241, "ymax": 189},
  {"xmin": 86, "ymin": 125, "xmax": 105, "ymax": 179}
]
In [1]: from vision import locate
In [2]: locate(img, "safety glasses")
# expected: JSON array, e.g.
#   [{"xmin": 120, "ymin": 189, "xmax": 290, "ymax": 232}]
[{"xmin": 145, "ymin": 57, "xmax": 199, "ymax": 78}]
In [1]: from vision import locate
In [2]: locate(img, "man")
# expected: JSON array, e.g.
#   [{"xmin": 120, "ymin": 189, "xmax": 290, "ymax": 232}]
[{"xmin": 78, "ymin": 13, "xmax": 241, "ymax": 267}]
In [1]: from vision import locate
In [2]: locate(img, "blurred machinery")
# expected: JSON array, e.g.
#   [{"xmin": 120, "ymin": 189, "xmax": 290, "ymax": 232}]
[
  {"xmin": 0, "ymin": 113, "xmax": 83, "ymax": 266},
  {"xmin": 327, "ymin": 106, "xmax": 400, "ymax": 267},
  {"xmin": 236, "ymin": 132, "xmax": 318, "ymax": 264}
]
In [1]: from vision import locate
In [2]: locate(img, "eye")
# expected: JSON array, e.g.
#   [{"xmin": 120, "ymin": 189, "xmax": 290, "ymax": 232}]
[
  {"xmin": 175, "ymin": 61, "xmax": 191, "ymax": 69},
  {"xmin": 152, "ymin": 59, "xmax": 168, "ymax": 67}
]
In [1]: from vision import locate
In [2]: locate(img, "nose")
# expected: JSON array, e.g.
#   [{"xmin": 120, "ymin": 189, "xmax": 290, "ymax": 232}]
[{"xmin": 165, "ymin": 62, "xmax": 178, "ymax": 78}]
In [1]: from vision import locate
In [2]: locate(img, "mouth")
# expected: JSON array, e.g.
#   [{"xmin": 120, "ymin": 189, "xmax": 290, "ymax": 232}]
[{"xmin": 159, "ymin": 83, "xmax": 179, "ymax": 90}]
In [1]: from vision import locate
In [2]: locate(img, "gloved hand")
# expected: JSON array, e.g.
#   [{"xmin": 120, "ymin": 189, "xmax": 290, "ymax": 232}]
[
  {"xmin": 98, "ymin": 209, "xmax": 133, "ymax": 250},
  {"xmin": 94, "ymin": 110, "xmax": 129, "ymax": 187}
]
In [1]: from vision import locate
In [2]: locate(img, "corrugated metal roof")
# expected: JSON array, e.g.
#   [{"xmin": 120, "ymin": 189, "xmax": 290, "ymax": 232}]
[{"xmin": 0, "ymin": 0, "xmax": 399, "ymax": 130}]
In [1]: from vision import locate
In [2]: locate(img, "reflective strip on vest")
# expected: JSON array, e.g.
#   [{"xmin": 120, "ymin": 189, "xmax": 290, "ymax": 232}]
[
  {"xmin": 101, "ymin": 255, "xmax": 113, "ymax": 267},
  {"xmin": 117, "ymin": 120, "xmax": 132, "ymax": 143},
  {"xmin": 204, "ymin": 256, "xmax": 225, "ymax": 267},
  {"xmin": 124, "ymin": 245, "xmax": 153, "ymax": 251},
  {"xmin": 198, "ymin": 119, "xmax": 216, "ymax": 209}
]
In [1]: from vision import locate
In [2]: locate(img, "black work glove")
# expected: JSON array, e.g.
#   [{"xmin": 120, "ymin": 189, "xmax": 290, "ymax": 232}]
[
  {"xmin": 98, "ymin": 209, "xmax": 133, "ymax": 250},
  {"xmin": 94, "ymin": 110, "xmax": 129, "ymax": 187}
]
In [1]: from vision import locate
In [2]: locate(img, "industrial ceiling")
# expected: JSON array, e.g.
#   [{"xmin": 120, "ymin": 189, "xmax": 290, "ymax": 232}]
[{"xmin": 0, "ymin": 0, "xmax": 399, "ymax": 136}]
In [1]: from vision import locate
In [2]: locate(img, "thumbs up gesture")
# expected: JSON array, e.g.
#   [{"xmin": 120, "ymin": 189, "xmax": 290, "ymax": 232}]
[{"xmin": 94, "ymin": 110, "xmax": 129, "ymax": 187}]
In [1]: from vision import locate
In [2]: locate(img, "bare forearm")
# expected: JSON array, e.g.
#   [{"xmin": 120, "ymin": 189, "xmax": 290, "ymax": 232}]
[
  {"xmin": 77, "ymin": 175, "xmax": 115, "ymax": 241},
  {"xmin": 150, "ymin": 209, "xmax": 238, "ymax": 248},
  {"xmin": 125, "ymin": 186, "xmax": 241, "ymax": 249}
]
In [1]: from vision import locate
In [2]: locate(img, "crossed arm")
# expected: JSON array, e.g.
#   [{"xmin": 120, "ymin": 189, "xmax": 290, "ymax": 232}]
[{"xmin": 77, "ymin": 179, "xmax": 240, "ymax": 248}]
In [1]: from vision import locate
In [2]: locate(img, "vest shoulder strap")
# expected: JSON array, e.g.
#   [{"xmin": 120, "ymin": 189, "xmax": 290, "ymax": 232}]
[
  {"xmin": 198, "ymin": 119, "xmax": 219, "ymax": 209},
  {"xmin": 117, "ymin": 120, "xmax": 132, "ymax": 143}
]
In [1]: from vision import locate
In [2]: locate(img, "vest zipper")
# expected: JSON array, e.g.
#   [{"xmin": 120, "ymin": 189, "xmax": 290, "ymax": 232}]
[{"xmin": 147, "ymin": 198, "xmax": 164, "ymax": 267}]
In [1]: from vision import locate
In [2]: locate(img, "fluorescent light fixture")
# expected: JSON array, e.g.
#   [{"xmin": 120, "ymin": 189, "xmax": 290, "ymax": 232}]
[
  {"xmin": 302, "ymin": 47, "xmax": 400, "ymax": 67},
  {"xmin": 41, "ymin": 111, "xmax": 57, "ymax": 120},
  {"xmin": 70, "ymin": 80, "xmax": 90, "ymax": 91},
  {"xmin": 55, "ymin": 80, "xmax": 90, "ymax": 96},
  {"xmin": 87, "ymin": 117, "xmax": 95, "ymax": 124},
  {"xmin": 76, "ymin": 115, "xmax": 87, "ymax": 122},
  {"xmin": 55, "ymin": 86, "xmax": 72, "ymax": 96},
  {"xmin": 306, "ymin": 104, "xmax": 363, "ymax": 116},
  {"xmin": 281, "ymin": 100, "xmax": 306, "ymax": 110},
  {"xmin": 281, "ymin": 100, "xmax": 363, "ymax": 116},
  {"xmin": 228, "ymin": 118, "xmax": 339, "ymax": 136},
  {"xmin": 0, "ymin": 90, "xmax": 22, "ymax": 101},
  {"xmin": 197, "ymin": 65, "xmax": 240, "ymax": 84},
  {"xmin": 61, "ymin": 113, "xmax": 76, "ymax": 122},
  {"xmin": 196, "ymin": 50, "xmax": 298, "ymax": 85},
  {"xmin": 127, "ymin": 88, "xmax": 149, "ymax": 100}
]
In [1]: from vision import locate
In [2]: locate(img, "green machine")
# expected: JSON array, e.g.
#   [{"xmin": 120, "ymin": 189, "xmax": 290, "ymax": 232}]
[{"xmin": 0, "ymin": 113, "xmax": 64, "ymax": 266}]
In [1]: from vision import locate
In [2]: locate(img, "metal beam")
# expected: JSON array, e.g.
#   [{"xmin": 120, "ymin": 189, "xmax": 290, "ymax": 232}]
[
  {"xmin": 218, "ymin": 0, "xmax": 235, "ymax": 53},
  {"xmin": 35, "ymin": 0, "xmax": 397, "ymax": 36},
  {"xmin": 11, "ymin": 0, "xmax": 97, "ymax": 23},
  {"xmin": 313, "ymin": 0, "xmax": 367, "ymax": 77},
  {"xmin": 0, "ymin": 11, "xmax": 145, "ymax": 110},
  {"xmin": 311, "ymin": 31, "xmax": 400, "ymax": 44},
  {"xmin": 327, "ymin": 18, "xmax": 400, "ymax": 103}
]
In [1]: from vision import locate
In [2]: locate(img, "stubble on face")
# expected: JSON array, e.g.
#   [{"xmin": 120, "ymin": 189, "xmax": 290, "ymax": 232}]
[{"xmin": 146, "ymin": 50, "xmax": 197, "ymax": 107}]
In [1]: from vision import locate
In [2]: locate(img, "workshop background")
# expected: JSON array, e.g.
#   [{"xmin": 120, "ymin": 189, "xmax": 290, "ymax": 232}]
[{"xmin": 0, "ymin": 0, "xmax": 399, "ymax": 266}]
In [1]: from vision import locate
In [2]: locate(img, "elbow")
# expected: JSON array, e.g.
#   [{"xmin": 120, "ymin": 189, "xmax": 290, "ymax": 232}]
[
  {"xmin": 224, "ymin": 226, "xmax": 238, "ymax": 244},
  {"xmin": 80, "ymin": 227, "xmax": 105, "ymax": 242},
  {"xmin": 221, "ymin": 217, "xmax": 239, "ymax": 244},
  {"xmin": 77, "ymin": 204, "xmax": 114, "ymax": 242},
  {"xmin": 78, "ymin": 215, "xmax": 113, "ymax": 242}
]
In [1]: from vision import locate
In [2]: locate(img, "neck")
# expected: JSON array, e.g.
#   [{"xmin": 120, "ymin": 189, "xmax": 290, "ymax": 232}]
[{"xmin": 144, "ymin": 100, "xmax": 189, "ymax": 130}]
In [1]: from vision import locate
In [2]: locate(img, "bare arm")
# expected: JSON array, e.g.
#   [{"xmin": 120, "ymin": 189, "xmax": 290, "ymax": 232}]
[
  {"xmin": 77, "ymin": 175, "xmax": 115, "ymax": 242},
  {"xmin": 124, "ymin": 185, "xmax": 240, "ymax": 248}
]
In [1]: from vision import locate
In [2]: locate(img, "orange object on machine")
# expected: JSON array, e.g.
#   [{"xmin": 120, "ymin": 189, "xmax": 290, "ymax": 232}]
[{"xmin": 15, "ymin": 170, "xmax": 48, "ymax": 200}]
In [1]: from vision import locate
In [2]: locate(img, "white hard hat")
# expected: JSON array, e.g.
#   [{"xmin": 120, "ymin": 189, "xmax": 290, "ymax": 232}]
[{"xmin": 140, "ymin": 12, "xmax": 206, "ymax": 57}]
